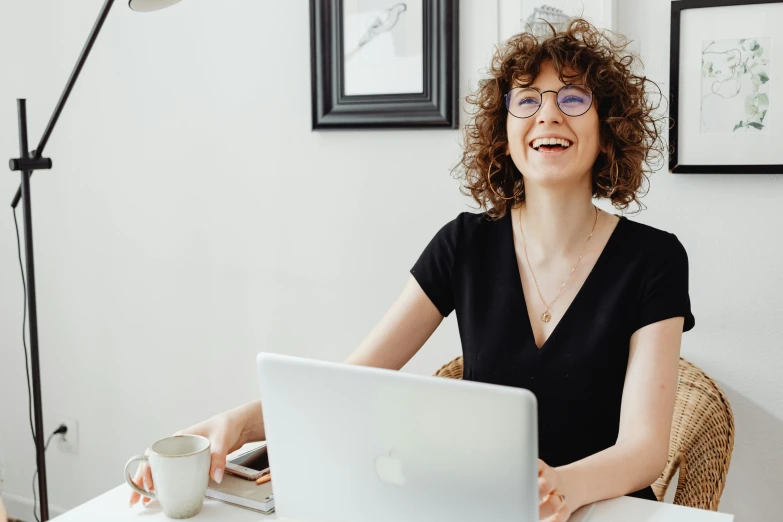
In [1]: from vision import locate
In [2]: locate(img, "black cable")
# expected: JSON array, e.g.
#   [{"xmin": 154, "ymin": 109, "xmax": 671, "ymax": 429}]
[
  {"xmin": 31, "ymin": 430, "xmax": 62, "ymax": 522},
  {"xmin": 13, "ymin": 208, "xmax": 35, "ymax": 441},
  {"xmin": 33, "ymin": 470, "xmax": 39, "ymax": 522},
  {"xmin": 15, "ymin": 207, "xmax": 43, "ymax": 522}
]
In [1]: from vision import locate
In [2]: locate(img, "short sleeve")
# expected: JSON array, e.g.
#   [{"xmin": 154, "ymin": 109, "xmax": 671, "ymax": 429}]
[
  {"xmin": 635, "ymin": 234, "xmax": 695, "ymax": 333},
  {"xmin": 410, "ymin": 216, "xmax": 461, "ymax": 317}
]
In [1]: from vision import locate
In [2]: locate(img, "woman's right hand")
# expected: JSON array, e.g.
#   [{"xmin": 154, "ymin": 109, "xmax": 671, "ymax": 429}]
[{"xmin": 128, "ymin": 408, "xmax": 247, "ymax": 507}]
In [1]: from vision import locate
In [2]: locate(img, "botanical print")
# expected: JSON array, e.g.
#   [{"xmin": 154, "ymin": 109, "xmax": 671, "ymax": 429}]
[{"xmin": 701, "ymin": 37, "xmax": 771, "ymax": 133}]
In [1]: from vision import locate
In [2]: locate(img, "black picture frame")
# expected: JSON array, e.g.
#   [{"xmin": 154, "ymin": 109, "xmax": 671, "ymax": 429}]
[
  {"xmin": 309, "ymin": 0, "xmax": 459, "ymax": 129},
  {"xmin": 670, "ymin": 0, "xmax": 782, "ymax": 174}
]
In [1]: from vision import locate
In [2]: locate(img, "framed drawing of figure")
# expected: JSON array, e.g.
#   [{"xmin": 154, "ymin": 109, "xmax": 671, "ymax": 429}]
[{"xmin": 310, "ymin": 0, "xmax": 459, "ymax": 129}]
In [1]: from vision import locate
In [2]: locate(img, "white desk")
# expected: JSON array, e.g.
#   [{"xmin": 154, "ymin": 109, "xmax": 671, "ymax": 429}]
[{"xmin": 52, "ymin": 484, "xmax": 734, "ymax": 522}]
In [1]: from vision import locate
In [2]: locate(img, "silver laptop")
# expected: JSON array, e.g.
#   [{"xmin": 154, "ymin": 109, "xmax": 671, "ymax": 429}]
[{"xmin": 256, "ymin": 353, "xmax": 539, "ymax": 522}]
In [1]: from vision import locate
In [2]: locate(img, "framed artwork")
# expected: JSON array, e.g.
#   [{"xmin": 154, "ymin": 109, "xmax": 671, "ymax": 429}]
[
  {"xmin": 670, "ymin": 0, "xmax": 782, "ymax": 174},
  {"xmin": 497, "ymin": 0, "xmax": 616, "ymax": 43},
  {"xmin": 309, "ymin": 0, "xmax": 459, "ymax": 129}
]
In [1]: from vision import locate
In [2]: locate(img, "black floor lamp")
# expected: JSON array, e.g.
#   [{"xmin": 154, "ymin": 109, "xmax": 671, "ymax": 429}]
[{"xmin": 8, "ymin": 1, "xmax": 186, "ymax": 520}]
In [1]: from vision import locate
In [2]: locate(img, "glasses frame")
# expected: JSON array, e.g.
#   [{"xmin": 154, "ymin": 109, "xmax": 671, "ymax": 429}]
[{"xmin": 504, "ymin": 85, "xmax": 594, "ymax": 119}]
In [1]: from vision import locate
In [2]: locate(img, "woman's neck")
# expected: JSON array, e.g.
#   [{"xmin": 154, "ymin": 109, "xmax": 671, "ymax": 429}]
[{"xmin": 516, "ymin": 187, "xmax": 598, "ymax": 260}]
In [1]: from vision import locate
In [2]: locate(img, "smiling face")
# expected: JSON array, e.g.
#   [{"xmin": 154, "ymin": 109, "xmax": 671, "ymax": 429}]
[{"xmin": 506, "ymin": 60, "xmax": 602, "ymax": 191}]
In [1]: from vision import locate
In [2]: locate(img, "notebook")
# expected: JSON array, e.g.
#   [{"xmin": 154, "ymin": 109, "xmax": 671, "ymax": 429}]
[{"xmin": 205, "ymin": 442, "xmax": 275, "ymax": 514}]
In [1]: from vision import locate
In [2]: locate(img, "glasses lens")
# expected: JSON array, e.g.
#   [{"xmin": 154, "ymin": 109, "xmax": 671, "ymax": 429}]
[
  {"xmin": 557, "ymin": 86, "xmax": 592, "ymax": 116},
  {"xmin": 506, "ymin": 88, "xmax": 541, "ymax": 118}
]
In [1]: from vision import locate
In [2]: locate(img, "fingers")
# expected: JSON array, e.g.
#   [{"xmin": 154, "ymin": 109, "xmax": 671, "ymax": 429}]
[
  {"xmin": 538, "ymin": 459, "xmax": 569, "ymax": 520},
  {"xmin": 130, "ymin": 411, "xmax": 244, "ymax": 509},
  {"xmin": 129, "ymin": 449, "xmax": 154, "ymax": 508},
  {"xmin": 141, "ymin": 449, "xmax": 154, "ymax": 505},
  {"xmin": 129, "ymin": 464, "xmax": 143, "ymax": 506},
  {"xmin": 142, "ymin": 473, "xmax": 154, "ymax": 506},
  {"xmin": 129, "ymin": 459, "xmax": 154, "ymax": 507},
  {"xmin": 540, "ymin": 492, "xmax": 568, "ymax": 521},
  {"xmin": 172, "ymin": 425, "xmax": 225, "ymax": 482},
  {"xmin": 538, "ymin": 460, "xmax": 559, "ymax": 500},
  {"xmin": 180, "ymin": 428, "xmax": 229, "ymax": 483},
  {"xmin": 209, "ymin": 433, "xmax": 230, "ymax": 484},
  {"xmin": 174, "ymin": 424, "xmax": 224, "ymax": 483}
]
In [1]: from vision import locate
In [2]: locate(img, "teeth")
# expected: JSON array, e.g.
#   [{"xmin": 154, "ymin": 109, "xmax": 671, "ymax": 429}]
[{"xmin": 531, "ymin": 138, "xmax": 572, "ymax": 150}]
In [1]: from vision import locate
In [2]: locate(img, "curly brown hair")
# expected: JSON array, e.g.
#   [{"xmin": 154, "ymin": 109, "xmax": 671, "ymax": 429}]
[{"xmin": 454, "ymin": 18, "xmax": 667, "ymax": 220}]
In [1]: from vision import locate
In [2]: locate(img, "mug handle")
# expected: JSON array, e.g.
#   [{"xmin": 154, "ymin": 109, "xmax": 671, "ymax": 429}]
[{"xmin": 124, "ymin": 455, "xmax": 157, "ymax": 500}]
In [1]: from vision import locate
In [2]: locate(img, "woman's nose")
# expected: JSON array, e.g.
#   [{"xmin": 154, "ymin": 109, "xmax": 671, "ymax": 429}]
[{"xmin": 537, "ymin": 91, "xmax": 562, "ymax": 124}]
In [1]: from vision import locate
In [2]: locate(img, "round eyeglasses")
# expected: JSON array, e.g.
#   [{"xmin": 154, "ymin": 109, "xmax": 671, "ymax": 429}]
[{"xmin": 504, "ymin": 85, "xmax": 594, "ymax": 119}]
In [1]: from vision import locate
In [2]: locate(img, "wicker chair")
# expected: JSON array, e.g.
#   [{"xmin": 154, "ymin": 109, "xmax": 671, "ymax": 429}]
[{"xmin": 433, "ymin": 356, "xmax": 735, "ymax": 510}]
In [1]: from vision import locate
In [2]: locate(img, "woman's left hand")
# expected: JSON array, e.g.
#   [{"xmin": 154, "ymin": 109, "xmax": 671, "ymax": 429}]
[{"xmin": 538, "ymin": 459, "xmax": 573, "ymax": 522}]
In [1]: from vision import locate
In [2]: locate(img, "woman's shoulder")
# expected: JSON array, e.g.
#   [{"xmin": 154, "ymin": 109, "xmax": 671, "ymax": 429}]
[
  {"xmin": 442, "ymin": 210, "xmax": 507, "ymax": 242},
  {"xmin": 618, "ymin": 215, "xmax": 689, "ymax": 262},
  {"xmin": 450, "ymin": 210, "xmax": 506, "ymax": 230},
  {"xmin": 421, "ymin": 210, "xmax": 506, "ymax": 257}
]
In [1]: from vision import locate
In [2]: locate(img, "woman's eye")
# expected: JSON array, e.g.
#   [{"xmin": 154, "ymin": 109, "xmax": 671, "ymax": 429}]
[
  {"xmin": 518, "ymin": 98, "xmax": 537, "ymax": 105},
  {"xmin": 561, "ymin": 96, "xmax": 584, "ymax": 103}
]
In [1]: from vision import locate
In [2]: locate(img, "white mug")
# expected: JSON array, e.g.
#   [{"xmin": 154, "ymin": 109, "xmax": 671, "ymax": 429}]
[{"xmin": 125, "ymin": 434, "xmax": 211, "ymax": 519}]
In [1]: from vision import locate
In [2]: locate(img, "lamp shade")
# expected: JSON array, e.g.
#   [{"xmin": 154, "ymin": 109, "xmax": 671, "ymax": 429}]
[{"xmin": 128, "ymin": 0, "xmax": 184, "ymax": 11}]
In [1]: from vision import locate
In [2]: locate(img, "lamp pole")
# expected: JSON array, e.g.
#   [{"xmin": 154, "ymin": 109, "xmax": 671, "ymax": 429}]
[{"xmin": 8, "ymin": 1, "xmax": 182, "ymax": 519}]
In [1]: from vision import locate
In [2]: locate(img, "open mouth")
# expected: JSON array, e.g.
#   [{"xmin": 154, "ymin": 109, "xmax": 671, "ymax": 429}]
[{"xmin": 529, "ymin": 138, "xmax": 573, "ymax": 152}]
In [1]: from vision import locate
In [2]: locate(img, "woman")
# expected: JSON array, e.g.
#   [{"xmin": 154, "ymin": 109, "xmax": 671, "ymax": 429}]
[{"xmin": 130, "ymin": 19, "xmax": 693, "ymax": 522}]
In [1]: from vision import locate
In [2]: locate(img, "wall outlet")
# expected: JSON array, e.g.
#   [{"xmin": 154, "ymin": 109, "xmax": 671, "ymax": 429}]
[{"xmin": 56, "ymin": 416, "xmax": 79, "ymax": 455}]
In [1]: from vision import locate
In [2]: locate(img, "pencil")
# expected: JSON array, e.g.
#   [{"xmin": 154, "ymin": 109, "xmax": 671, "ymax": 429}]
[{"xmin": 256, "ymin": 473, "xmax": 271, "ymax": 485}]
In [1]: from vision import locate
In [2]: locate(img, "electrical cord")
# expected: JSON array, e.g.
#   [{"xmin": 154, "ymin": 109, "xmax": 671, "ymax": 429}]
[
  {"xmin": 13, "ymin": 208, "xmax": 35, "ymax": 442},
  {"xmin": 14, "ymin": 208, "xmax": 68, "ymax": 522},
  {"xmin": 32, "ymin": 427, "xmax": 66, "ymax": 522}
]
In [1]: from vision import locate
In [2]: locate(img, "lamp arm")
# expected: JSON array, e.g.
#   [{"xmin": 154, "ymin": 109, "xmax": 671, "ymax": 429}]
[{"xmin": 10, "ymin": 0, "xmax": 116, "ymax": 208}]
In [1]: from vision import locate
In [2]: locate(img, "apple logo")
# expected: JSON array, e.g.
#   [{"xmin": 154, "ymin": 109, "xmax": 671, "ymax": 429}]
[{"xmin": 374, "ymin": 449, "xmax": 406, "ymax": 486}]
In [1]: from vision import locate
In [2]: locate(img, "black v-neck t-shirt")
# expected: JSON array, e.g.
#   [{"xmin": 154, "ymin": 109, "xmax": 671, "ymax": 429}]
[{"xmin": 411, "ymin": 211, "xmax": 694, "ymax": 501}]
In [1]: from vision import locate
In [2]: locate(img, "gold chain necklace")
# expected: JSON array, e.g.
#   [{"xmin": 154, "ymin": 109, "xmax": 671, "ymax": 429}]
[{"xmin": 519, "ymin": 206, "xmax": 599, "ymax": 323}]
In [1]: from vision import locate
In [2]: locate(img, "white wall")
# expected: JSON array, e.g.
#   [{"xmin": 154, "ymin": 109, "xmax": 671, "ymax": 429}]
[
  {"xmin": 0, "ymin": 1, "xmax": 780, "ymax": 521},
  {"xmin": 619, "ymin": 1, "xmax": 783, "ymax": 519},
  {"xmin": 0, "ymin": 0, "xmax": 491, "ymax": 519}
]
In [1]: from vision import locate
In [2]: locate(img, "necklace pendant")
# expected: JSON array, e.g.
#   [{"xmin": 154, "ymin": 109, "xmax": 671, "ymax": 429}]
[{"xmin": 541, "ymin": 310, "xmax": 552, "ymax": 323}]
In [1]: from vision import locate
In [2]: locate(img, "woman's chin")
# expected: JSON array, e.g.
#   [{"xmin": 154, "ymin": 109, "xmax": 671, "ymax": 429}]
[{"xmin": 522, "ymin": 170, "xmax": 585, "ymax": 189}]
